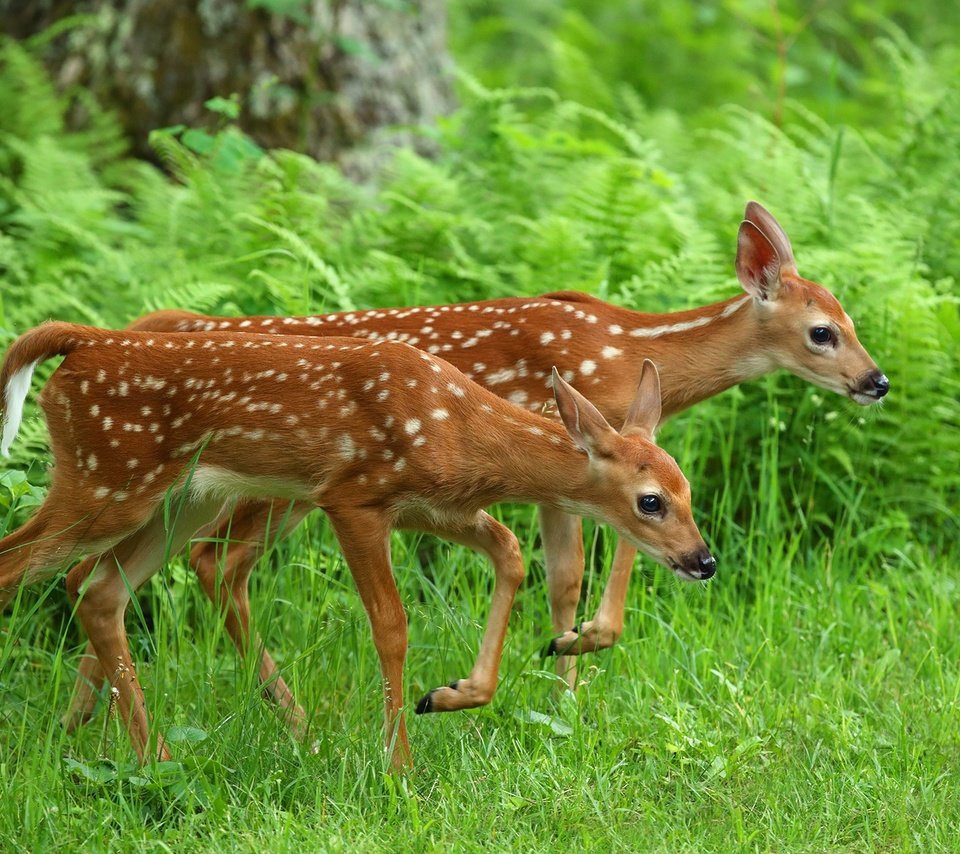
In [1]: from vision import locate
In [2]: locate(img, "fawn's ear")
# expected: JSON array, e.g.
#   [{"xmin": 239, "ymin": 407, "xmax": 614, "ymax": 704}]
[
  {"xmin": 621, "ymin": 359, "xmax": 662, "ymax": 440},
  {"xmin": 736, "ymin": 219, "xmax": 784, "ymax": 302},
  {"xmin": 743, "ymin": 201, "xmax": 797, "ymax": 273},
  {"xmin": 552, "ymin": 367, "xmax": 616, "ymax": 456}
]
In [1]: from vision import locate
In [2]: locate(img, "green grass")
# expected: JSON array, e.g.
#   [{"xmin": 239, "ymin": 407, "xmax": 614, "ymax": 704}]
[
  {"xmin": 1, "ymin": 498, "xmax": 958, "ymax": 850},
  {"xmin": 1, "ymin": 4, "xmax": 959, "ymax": 851}
]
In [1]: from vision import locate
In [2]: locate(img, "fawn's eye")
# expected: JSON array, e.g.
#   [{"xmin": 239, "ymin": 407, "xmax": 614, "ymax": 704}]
[
  {"xmin": 810, "ymin": 326, "xmax": 834, "ymax": 346},
  {"xmin": 638, "ymin": 494, "xmax": 662, "ymax": 515}
]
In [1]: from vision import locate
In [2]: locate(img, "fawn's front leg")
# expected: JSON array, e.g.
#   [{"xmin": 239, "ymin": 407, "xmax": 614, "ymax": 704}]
[
  {"xmin": 410, "ymin": 511, "xmax": 525, "ymax": 715},
  {"xmin": 547, "ymin": 539, "xmax": 637, "ymax": 657},
  {"xmin": 327, "ymin": 507, "xmax": 412, "ymax": 771},
  {"xmin": 538, "ymin": 506, "xmax": 585, "ymax": 689}
]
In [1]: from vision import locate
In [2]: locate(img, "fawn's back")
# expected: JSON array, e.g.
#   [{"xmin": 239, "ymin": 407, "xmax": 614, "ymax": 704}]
[{"xmin": 37, "ymin": 328, "xmax": 572, "ymax": 518}]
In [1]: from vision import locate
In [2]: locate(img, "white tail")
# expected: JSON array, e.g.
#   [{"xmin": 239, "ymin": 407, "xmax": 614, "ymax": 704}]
[
  {"xmin": 0, "ymin": 323, "xmax": 710, "ymax": 768},
  {"xmin": 1, "ymin": 360, "xmax": 40, "ymax": 457}
]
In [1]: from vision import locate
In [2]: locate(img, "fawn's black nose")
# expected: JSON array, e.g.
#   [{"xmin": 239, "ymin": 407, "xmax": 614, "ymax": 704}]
[
  {"xmin": 697, "ymin": 553, "xmax": 717, "ymax": 579},
  {"xmin": 870, "ymin": 373, "xmax": 890, "ymax": 398}
]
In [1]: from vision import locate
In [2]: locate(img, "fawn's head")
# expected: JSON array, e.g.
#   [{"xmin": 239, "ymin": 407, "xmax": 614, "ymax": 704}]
[
  {"xmin": 552, "ymin": 361, "xmax": 714, "ymax": 582},
  {"xmin": 736, "ymin": 201, "xmax": 888, "ymax": 405}
]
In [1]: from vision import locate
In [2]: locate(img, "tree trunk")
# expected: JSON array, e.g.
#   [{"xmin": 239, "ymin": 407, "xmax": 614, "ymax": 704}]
[{"xmin": 0, "ymin": 0, "xmax": 454, "ymax": 171}]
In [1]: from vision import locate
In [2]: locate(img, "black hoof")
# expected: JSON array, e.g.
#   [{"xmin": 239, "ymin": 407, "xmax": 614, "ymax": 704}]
[
  {"xmin": 449, "ymin": 680, "xmax": 460, "ymax": 691},
  {"xmin": 544, "ymin": 625, "xmax": 580, "ymax": 658},
  {"xmin": 415, "ymin": 691, "xmax": 434, "ymax": 715}
]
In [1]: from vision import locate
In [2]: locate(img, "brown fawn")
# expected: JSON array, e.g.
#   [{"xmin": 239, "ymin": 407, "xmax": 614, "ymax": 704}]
[
  {"xmin": 0, "ymin": 323, "xmax": 711, "ymax": 767},
  {"xmin": 52, "ymin": 201, "xmax": 883, "ymax": 722}
]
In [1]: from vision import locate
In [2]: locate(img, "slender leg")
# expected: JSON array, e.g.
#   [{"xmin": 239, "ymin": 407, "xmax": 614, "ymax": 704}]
[
  {"xmin": 547, "ymin": 540, "xmax": 638, "ymax": 656},
  {"xmin": 0, "ymin": 482, "xmax": 147, "ymax": 611},
  {"xmin": 69, "ymin": 498, "xmax": 223, "ymax": 762},
  {"xmin": 409, "ymin": 511, "xmax": 525, "ymax": 715},
  {"xmin": 60, "ymin": 637, "xmax": 105, "ymax": 731},
  {"xmin": 61, "ymin": 498, "xmax": 315, "ymax": 734},
  {"xmin": 326, "ymin": 507, "xmax": 411, "ymax": 771},
  {"xmin": 538, "ymin": 506, "xmax": 585, "ymax": 689},
  {"xmin": 192, "ymin": 498, "xmax": 313, "ymax": 739},
  {"xmin": 0, "ymin": 501, "xmax": 92, "ymax": 610}
]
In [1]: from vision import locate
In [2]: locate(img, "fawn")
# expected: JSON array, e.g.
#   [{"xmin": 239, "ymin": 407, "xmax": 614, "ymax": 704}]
[
  {"xmin": 0, "ymin": 323, "xmax": 711, "ymax": 767},
  {"xmin": 53, "ymin": 201, "xmax": 885, "ymax": 723}
]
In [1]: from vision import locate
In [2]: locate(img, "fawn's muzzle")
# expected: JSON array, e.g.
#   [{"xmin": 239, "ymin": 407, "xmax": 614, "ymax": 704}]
[
  {"xmin": 868, "ymin": 372, "xmax": 890, "ymax": 398},
  {"xmin": 857, "ymin": 371, "xmax": 890, "ymax": 400},
  {"xmin": 674, "ymin": 549, "xmax": 716, "ymax": 580}
]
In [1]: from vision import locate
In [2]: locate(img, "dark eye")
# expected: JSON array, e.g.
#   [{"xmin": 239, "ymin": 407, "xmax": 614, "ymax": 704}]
[
  {"xmin": 638, "ymin": 494, "xmax": 662, "ymax": 514},
  {"xmin": 810, "ymin": 326, "xmax": 834, "ymax": 346}
]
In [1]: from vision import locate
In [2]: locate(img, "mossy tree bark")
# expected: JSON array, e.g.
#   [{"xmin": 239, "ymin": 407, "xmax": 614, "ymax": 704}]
[{"xmin": 0, "ymin": 0, "xmax": 454, "ymax": 169}]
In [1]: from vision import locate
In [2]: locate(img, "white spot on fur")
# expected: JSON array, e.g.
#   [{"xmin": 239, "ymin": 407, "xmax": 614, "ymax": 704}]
[
  {"xmin": 580, "ymin": 360, "xmax": 597, "ymax": 376},
  {"xmin": 405, "ymin": 419, "xmax": 421, "ymax": 435},
  {"xmin": 337, "ymin": 434, "xmax": 356, "ymax": 460},
  {"xmin": 540, "ymin": 332, "xmax": 555, "ymax": 345},
  {"xmin": 431, "ymin": 408, "xmax": 449, "ymax": 421},
  {"xmin": 487, "ymin": 368, "xmax": 516, "ymax": 385},
  {"xmin": 601, "ymin": 346, "xmax": 622, "ymax": 359}
]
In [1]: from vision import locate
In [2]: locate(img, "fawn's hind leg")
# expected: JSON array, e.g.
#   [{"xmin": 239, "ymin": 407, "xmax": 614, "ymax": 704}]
[
  {"xmin": 63, "ymin": 498, "xmax": 315, "ymax": 735},
  {"xmin": 192, "ymin": 498, "xmax": 313, "ymax": 738},
  {"xmin": 0, "ymin": 486, "xmax": 140, "ymax": 611},
  {"xmin": 68, "ymin": 497, "xmax": 224, "ymax": 762}
]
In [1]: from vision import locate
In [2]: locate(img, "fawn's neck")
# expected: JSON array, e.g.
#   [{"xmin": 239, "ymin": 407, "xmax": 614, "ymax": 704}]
[
  {"xmin": 607, "ymin": 295, "xmax": 773, "ymax": 420},
  {"xmin": 459, "ymin": 406, "xmax": 600, "ymax": 515}
]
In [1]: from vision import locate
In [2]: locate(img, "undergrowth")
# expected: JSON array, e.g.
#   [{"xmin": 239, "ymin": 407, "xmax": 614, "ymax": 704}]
[{"xmin": 0, "ymin": 8, "xmax": 958, "ymax": 851}]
